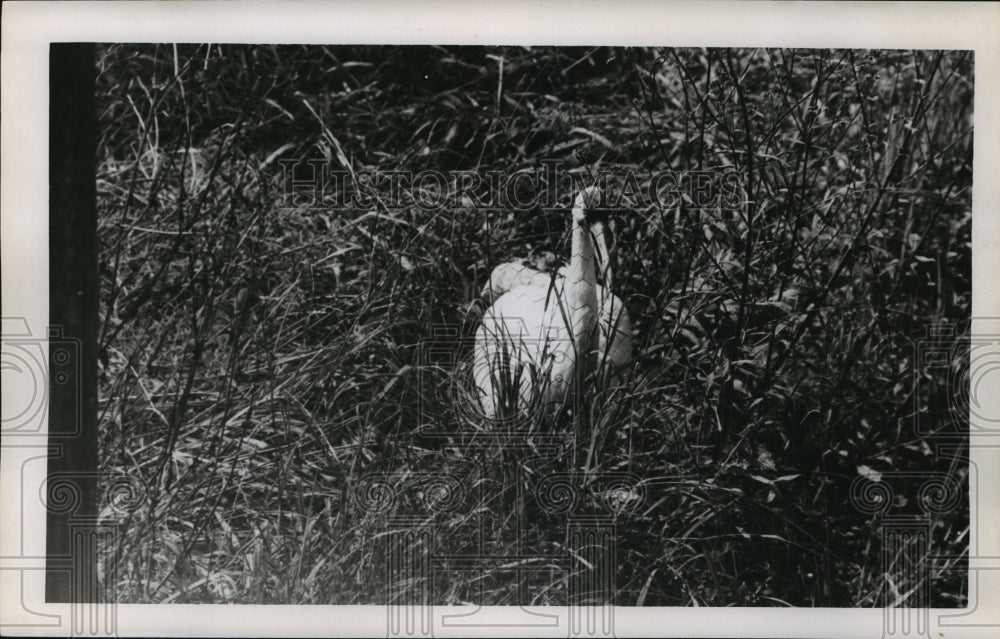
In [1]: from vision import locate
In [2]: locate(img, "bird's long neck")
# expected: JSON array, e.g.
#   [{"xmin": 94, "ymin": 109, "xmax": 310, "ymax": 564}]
[{"xmin": 568, "ymin": 219, "xmax": 600, "ymax": 360}]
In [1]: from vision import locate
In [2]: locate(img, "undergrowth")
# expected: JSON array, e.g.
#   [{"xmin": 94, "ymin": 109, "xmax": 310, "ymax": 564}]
[{"xmin": 96, "ymin": 45, "xmax": 971, "ymax": 606}]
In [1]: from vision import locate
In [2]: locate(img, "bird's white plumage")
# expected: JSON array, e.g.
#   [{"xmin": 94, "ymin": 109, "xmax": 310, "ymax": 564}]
[
  {"xmin": 473, "ymin": 188, "xmax": 632, "ymax": 419},
  {"xmin": 480, "ymin": 261, "xmax": 557, "ymax": 301}
]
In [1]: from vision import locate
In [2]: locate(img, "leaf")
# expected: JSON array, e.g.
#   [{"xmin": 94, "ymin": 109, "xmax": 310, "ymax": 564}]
[
  {"xmin": 757, "ymin": 449, "xmax": 776, "ymax": 470},
  {"xmin": 857, "ymin": 464, "xmax": 882, "ymax": 482},
  {"xmin": 773, "ymin": 474, "xmax": 801, "ymax": 483},
  {"xmin": 760, "ymin": 533, "xmax": 790, "ymax": 543},
  {"xmin": 259, "ymin": 142, "xmax": 296, "ymax": 169},
  {"xmin": 569, "ymin": 126, "xmax": 614, "ymax": 149}
]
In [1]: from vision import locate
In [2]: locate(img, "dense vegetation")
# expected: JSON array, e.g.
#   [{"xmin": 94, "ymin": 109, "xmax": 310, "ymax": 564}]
[{"xmin": 96, "ymin": 45, "xmax": 971, "ymax": 606}]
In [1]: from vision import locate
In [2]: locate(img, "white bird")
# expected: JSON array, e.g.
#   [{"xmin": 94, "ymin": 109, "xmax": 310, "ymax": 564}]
[
  {"xmin": 479, "ymin": 249, "xmax": 567, "ymax": 302},
  {"xmin": 481, "ymin": 262, "xmax": 553, "ymax": 301},
  {"xmin": 473, "ymin": 187, "xmax": 632, "ymax": 420}
]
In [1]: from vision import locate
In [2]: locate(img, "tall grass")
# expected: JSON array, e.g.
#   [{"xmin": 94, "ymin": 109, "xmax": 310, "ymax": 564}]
[{"xmin": 96, "ymin": 45, "xmax": 970, "ymax": 606}]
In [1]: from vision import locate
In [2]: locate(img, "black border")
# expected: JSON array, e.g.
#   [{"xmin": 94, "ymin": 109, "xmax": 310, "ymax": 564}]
[{"xmin": 46, "ymin": 42, "xmax": 98, "ymax": 603}]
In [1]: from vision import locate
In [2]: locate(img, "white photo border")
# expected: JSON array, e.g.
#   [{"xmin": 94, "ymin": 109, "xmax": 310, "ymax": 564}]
[{"xmin": 2, "ymin": 1, "xmax": 998, "ymax": 637}]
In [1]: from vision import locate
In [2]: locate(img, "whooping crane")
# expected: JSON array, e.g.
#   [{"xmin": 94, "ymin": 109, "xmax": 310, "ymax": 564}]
[
  {"xmin": 473, "ymin": 187, "xmax": 633, "ymax": 420},
  {"xmin": 480, "ymin": 250, "xmax": 566, "ymax": 302}
]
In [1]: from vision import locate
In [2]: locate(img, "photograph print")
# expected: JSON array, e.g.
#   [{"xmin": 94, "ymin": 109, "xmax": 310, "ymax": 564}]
[{"xmin": 74, "ymin": 43, "xmax": 973, "ymax": 612}]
